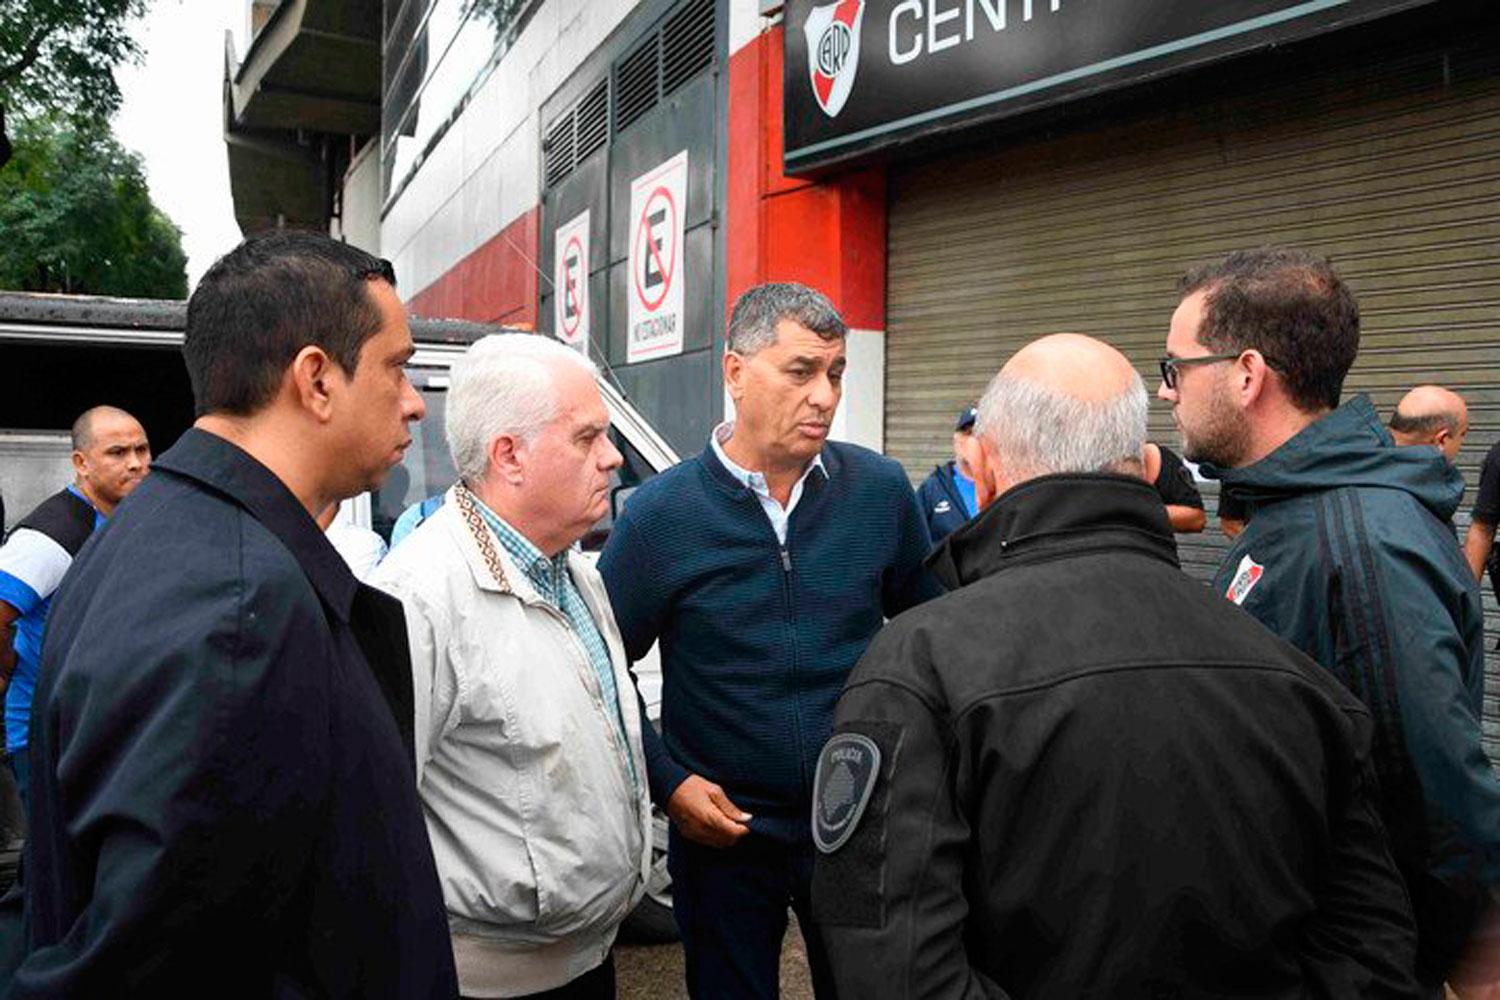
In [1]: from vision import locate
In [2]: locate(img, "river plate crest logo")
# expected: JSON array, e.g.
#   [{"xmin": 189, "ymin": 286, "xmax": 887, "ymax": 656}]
[{"xmin": 804, "ymin": 0, "xmax": 865, "ymax": 118}]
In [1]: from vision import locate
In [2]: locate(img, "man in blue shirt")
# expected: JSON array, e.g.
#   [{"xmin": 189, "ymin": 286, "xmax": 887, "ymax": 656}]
[
  {"xmin": 600, "ymin": 282, "xmax": 939, "ymax": 999},
  {"xmin": 0, "ymin": 405, "xmax": 150, "ymax": 808},
  {"xmin": 915, "ymin": 405, "xmax": 980, "ymax": 543}
]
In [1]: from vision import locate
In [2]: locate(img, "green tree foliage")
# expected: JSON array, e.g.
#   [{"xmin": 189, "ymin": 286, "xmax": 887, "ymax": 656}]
[
  {"xmin": 0, "ymin": 116, "xmax": 187, "ymax": 298},
  {"xmin": 0, "ymin": 0, "xmax": 148, "ymax": 167},
  {"xmin": 470, "ymin": 0, "xmax": 532, "ymax": 35}
]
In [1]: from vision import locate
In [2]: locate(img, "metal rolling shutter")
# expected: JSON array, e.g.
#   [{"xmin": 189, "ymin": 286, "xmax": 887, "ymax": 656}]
[{"xmin": 885, "ymin": 24, "xmax": 1500, "ymax": 753}]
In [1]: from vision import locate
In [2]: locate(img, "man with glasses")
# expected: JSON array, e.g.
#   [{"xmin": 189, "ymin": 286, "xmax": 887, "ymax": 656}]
[{"xmin": 1158, "ymin": 246, "xmax": 1500, "ymax": 995}]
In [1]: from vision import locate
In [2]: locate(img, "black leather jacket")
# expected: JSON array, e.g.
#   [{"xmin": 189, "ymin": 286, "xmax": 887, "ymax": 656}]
[{"xmin": 811, "ymin": 473, "xmax": 1420, "ymax": 999}]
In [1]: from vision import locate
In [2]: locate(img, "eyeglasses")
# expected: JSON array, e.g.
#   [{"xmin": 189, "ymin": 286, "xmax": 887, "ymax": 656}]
[{"xmin": 1158, "ymin": 353, "xmax": 1243, "ymax": 390}]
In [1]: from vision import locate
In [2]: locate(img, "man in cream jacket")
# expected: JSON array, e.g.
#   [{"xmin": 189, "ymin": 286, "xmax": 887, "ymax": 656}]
[{"xmin": 374, "ymin": 333, "xmax": 650, "ymax": 999}]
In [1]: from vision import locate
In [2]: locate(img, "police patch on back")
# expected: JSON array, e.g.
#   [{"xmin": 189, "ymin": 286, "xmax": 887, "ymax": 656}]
[{"xmin": 812, "ymin": 732, "xmax": 880, "ymax": 853}]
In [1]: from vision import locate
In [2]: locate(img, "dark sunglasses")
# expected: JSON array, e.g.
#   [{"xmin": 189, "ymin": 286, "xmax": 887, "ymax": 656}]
[{"xmin": 1158, "ymin": 353, "xmax": 1243, "ymax": 390}]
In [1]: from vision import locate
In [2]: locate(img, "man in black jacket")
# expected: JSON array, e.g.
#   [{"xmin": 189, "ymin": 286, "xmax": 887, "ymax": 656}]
[
  {"xmin": 812, "ymin": 333, "xmax": 1419, "ymax": 998},
  {"xmin": 3, "ymin": 232, "xmax": 458, "ymax": 996}
]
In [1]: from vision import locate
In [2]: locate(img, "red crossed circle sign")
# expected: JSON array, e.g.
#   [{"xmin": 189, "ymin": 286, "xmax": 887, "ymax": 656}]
[
  {"xmin": 633, "ymin": 185, "xmax": 678, "ymax": 312},
  {"xmin": 560, "ymin": 233, "xmax": 585, "ymax": 338}
]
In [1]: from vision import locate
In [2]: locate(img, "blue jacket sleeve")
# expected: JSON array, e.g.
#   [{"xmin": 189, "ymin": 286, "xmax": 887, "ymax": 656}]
[
  {"xmin": 11, "ymin": 564, "xmax": 332, "ymax": 995},
  {"xmin": 599, "ymin": 507, "xmax": 669, "ymax": 663},
  {"xmin": 883, "ymin": 479, "xmax": 944, "ymax": 617},
  {"xmin": 599, "ymin": 507, "xmax": 690, "ymax": 805}
]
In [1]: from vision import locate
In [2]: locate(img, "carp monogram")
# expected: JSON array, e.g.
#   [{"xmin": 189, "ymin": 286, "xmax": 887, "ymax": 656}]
[{"xmin": 803, "ymin": 0, "xmax": 865, "ymax": 118}]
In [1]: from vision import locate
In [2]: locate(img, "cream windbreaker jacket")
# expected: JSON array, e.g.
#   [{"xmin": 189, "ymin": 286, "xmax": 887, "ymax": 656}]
[{"xmin": 372, "ymin": 486, "xmax": 650, "ymax": 997}]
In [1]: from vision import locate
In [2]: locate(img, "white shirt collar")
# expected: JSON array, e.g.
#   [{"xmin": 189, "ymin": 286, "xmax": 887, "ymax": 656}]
[{"xmin": 710, "ymin": 421, "xmax": 826, "ymax": 493}]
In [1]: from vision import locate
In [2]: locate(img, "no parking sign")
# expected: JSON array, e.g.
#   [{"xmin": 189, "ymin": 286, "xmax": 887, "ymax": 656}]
[
  {"xmin": 553, "ymin": 209, "xmax": 590, "ymax": 351},
  {"xmin": 627, "ymin": 150, "xmax": 688, "ymax": 364}
]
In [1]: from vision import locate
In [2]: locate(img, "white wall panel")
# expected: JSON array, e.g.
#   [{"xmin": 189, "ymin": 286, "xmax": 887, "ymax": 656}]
[
  {"xmin": 335, "ymin": 141, "xmax": 383, "ymax": 255},
  {"xmin": 829, "ymin": 328, "xmax": 884, "ymax": 453},
  {"xmin": 383, "ymin": 0, "xmax": 640, "ymax": 300},
  {"xmin": 496, "ymin": 128, "xmax": 537, "ymax": 239},
  {"xmin": 727, "ymin": 0, "xmax": 766, "ymax": 56}
]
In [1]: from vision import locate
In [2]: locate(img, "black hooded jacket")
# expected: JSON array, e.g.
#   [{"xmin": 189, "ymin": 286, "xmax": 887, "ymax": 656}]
[{"xmin": 811, "ymin": 473, "xmax": 1420, "ymax": 999}]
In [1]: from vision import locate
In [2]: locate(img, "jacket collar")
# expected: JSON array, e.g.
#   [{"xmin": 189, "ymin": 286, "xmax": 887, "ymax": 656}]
[
  {"xmin": 445, "ymin": 483, "xmax": 598, "ymax": 611},
  {"xmin": 926, "ymin": 473, "xmax": 1178, "ymax": 590},
  {"xmin": 153, "ymin": 428, "xmax": 358, "ymax": 621},
  {"xmin": 933, "ymin": 460, "xmax": 968, "ymax": 510},
  {"xmin": 698, "ymin": 437, "xmax": 838, "ymax": 498},
  {"xmin": 446, "ymin": 483, "xmax": 519, "ymax": 597},
  {"xmin": 1202, "ymin": 394, "xmax": 1464, "ymax": 522}
]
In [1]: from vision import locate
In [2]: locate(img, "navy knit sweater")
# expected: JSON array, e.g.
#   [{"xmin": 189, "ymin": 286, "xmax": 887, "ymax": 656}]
[{"xmin": 598, "ymin": 439, "xmax": 941, "ymax": 843}]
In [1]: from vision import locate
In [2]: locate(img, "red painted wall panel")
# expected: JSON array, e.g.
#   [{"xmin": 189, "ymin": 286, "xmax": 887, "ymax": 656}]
[
  {"xmin": 726, "ymin": 35, "xmax": 764, "ymax": 326},
  {"xmin": 406, "ymin": 207, "xmax": 540, "ymax": 329},
  {"xmin": 725, "ymin": 24, "xmax": 887, "ymax": 332}
]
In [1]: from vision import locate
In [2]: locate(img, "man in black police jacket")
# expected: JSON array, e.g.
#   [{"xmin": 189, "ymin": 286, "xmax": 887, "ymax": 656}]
[
  {"xmin": 811, "ymin": 333, "xmax": 1420, "ymax": 998},
  {"xmin": 3, "ymin": 232, "xmax": 457, "ymax": 997}
]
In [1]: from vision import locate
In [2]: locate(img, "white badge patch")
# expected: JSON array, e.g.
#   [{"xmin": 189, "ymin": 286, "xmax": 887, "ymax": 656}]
[{"xmin": 1225, "ymin": 553, "xmax": 1265, "ymax": 606}]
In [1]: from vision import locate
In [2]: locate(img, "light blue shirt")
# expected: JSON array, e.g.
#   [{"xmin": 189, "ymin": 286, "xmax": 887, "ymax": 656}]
[
  {"xmin": 954, "ymin": 465, "xmax": 978, "ymax": 517},
  {"xmin": 710, "ymin": 421, "xmax": 827, "ymax": 546}
]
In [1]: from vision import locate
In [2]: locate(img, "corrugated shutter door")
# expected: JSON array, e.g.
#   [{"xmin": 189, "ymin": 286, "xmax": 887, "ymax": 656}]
[{"xmin": 885, "ymin": 25, "xmax": 1500, "ymax": 755}]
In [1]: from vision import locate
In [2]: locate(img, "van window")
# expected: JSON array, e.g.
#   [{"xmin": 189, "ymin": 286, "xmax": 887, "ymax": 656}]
[
  {"xmin": 579, "ymin": 428, "xmax": 655, "ymax": 553},
  {"xmin": 373, "ymin": 380, "xmax": 457, "ymax": 542}
]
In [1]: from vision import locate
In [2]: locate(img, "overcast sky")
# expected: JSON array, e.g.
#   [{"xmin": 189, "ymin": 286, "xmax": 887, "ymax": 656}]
[{"xmin": 114, "ymin": 1, "xmax": 246, "ymax": 289}]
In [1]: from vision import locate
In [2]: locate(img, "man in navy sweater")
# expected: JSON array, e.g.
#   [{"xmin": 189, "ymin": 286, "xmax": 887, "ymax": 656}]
[{"xmin": 599, "ymin": 282, "xmax": 939, "ymax": 999}]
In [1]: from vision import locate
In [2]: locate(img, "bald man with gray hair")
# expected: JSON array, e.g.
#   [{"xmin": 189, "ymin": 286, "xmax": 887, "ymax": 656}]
[{"xmin": 811, "ymin": 334, "xmax": 1420, "ymax": 998}]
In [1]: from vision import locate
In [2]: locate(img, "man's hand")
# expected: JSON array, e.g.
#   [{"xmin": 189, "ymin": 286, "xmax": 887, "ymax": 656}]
[
  {"xmin": 666, "ymin": 774, "xmax": 751, "ymax": 848},
  {"xmin": 1165, "ymin": 504, "xmax": 1207, "ymax": 534}
]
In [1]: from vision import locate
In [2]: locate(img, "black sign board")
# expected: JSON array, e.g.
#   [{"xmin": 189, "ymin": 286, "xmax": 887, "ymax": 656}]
[{"xmin": 783, "ymin": 0, "xmax": 1436, "ymax": 172}]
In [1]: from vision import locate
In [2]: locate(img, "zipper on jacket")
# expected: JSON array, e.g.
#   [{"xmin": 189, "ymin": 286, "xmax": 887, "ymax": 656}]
[
  {"xmin": 778, "ymin": 526, "xmax": 807, "ymax": 801},
  {"xmin": 537, "ymin": 600, "xmax": 639, "ymax": 793},
  {"xmin": 744, "ymin": 486, "xmax": 809, "ymax": 800}
]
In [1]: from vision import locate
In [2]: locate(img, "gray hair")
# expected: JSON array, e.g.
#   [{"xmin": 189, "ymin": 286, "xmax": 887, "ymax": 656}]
[
  {"xmin": 975, "ymin": 368, "xmax": 1148, "ymax": 483},
  {"xmin": 1389, "ymin": 407, "xmax": 1462, "ymax": 440},
  {"xmin": 726, "ymin": 282, "xmax": 847, "ymax": 355},
  {"xmin": 446, "ymin": 334, "xmax": 598, "ymax": 483}
]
